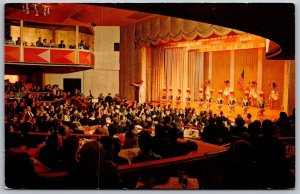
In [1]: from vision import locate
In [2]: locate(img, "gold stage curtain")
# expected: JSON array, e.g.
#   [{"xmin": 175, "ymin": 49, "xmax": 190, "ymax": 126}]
[
  {"xmin": 203, "ymin": 52, "xmax": 210, "ymax": 82},
  {"xmin": 188, "ymin": 51, "xmax": 205, "ymax": 100},
  {"xmin": 135, "ymin": 16, "xmax": 245, "ymax": 47},
  {"xmin": 146, "ymin": 45, "xmax": 165, "ymax": 102},
  {"xmin": 211, "ymin": 50, "xmax": 231, "ymax": 96},
  {"xmin": 234, "ymin": 48, "xmax": 258, "ymax": 101},
  {"xmin": 164, "ymin": 48, "xmax": 189, "ymax": 101},
  {"xmin": 262, "ymin": 50, "xmax": 285, "ymax": 108}
]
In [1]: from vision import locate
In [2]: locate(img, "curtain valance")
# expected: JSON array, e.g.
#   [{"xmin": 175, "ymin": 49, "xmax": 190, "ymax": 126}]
[{"xmin": 135, "ymin": 16, "xmax": 245, "ymax": 47}]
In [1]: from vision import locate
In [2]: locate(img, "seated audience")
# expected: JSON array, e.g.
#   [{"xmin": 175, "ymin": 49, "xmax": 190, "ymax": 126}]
[
  {"xmin": 37, "ymin": 132, "xmax": 63, "ymax": 169},
  {"xmin": 70, "ymin": 141, "xmax": 120, "ymax": 189},
  {"xmin": 132, "ymin": 131, "xmax": 161, "ymax": 163}
]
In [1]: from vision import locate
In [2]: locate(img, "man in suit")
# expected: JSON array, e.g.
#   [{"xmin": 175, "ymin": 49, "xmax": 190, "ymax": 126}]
[{"xmin": 58, "ymin": 40, "xmax": 66, "ymax": 48}]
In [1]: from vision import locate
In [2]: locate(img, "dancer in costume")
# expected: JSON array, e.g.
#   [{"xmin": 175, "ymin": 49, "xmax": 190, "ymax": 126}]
[
  {"xmin": 242, "ymin": 91, "xmax": 250, "ymax": 114},
  {"xmin": 197, "ymin": 87, "xmax": 205, "ymax": 109},
  {"xmin": 216, "ymin": 90, "xmax": 224, "ymax": 112},
  {"xmin": 161, "ymin": 88, "xmax": 167, "ymax": 105},
  {"xmin": 204, "ymin": 80, "xmax": 212, "ymax": 99},
  {"xmin": 228, "ymin": 90, "xmax": 236, "ymax": 113},
  {"xmin": 176, "ymin": 88, "xmax": 182, "ymax": 106},
  {"xmin": 223, "ymin": 80, "xmax": 230, "ymax": 103},
  {"xmin": 168, "ymin": 88, "xmax": 173, "ymax": 105},
  {"xmin": 257, "ymin": 91, "xmax": 265, "ymax": 116},
  {"xmin": 249, "ymin": 81, "xmax": 258, "ymax": 106},
  {"xmin": 206, "ymin": 89, "xmax": 213, "ymax": 110},
  {"xmin": 186, "ymin": 88, "xmax": 191, "ymax": 108},
  {"xmin": 269, "ymin": 80, "xmax": 279, "ymax": 109}
]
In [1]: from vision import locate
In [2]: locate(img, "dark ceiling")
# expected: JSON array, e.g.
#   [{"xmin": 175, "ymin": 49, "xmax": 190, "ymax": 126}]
[
  {"xmin": 99, "ymin": 3, "xmax": 295, "ymax": 60},
  {"xmin": 5, "ymin": 3, "xmax": 295, "ymax": 60}
]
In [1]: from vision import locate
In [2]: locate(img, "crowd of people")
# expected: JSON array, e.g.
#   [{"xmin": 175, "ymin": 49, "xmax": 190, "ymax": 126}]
[
  {"xmin": 5, "ymin": 35, "xmax": 90, "ymax": 50},
  {"xmin": 5, "ymin": 80, "xmax": 295, "ymax": 189}
]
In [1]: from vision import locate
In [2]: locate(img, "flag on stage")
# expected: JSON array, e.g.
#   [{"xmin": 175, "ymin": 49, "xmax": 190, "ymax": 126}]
[{"xmin": 237, "ymin": 69, "xmax": 244, "ymax": 90}]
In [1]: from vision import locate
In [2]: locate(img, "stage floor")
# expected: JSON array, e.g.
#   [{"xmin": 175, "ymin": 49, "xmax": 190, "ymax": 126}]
[{"xmin": 149, "ymin": 101, "xmax": 282, "ymax": 122}]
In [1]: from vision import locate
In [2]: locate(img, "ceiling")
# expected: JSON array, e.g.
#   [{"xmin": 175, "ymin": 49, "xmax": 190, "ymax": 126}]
[
  {"xmin": 5, "ymin": 3, "xmax": 158, "ymax": 32},
  {"xmin": 5, "ymin": 3, "xmax": 295, "ymax": 60}
]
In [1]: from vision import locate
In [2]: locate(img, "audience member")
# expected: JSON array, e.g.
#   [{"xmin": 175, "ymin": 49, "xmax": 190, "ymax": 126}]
[
  {"xmin": 70, "ymin": 141, "xmax": 120, "ymax": 189},
  {"xmin": 58, "ymin": 40, "xmax": 66, "ymax": 48},
  {"xmin": 36, "ymin": 37, "xmax": 43, "ymax": 47},
  {"xmin": 132, "ymin": 131, "xmax": 161, "ymax": 163}
]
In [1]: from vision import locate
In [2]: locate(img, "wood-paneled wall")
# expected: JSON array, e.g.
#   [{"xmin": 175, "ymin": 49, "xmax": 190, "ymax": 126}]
[
  {"xmin": 211, "ymin": 50, "xmax": 231, "ymax": 94},
  {"xmin": 234, "ymin": 48, "xmax": 258, "ymax": 101},
  {"xmin": 262, "ymin": 50, "xmax": 285, "ymax": 108}
]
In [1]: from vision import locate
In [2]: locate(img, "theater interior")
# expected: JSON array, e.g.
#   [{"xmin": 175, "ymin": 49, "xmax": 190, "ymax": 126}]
[{"xmin": 4, "ymin": 3, "xmax": 295, "ymax": 189}]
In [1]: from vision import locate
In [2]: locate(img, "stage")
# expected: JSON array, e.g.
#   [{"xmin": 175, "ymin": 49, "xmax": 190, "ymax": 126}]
[{"xmin": 149, "ymin": 101, "xmax": 282, "ymax": 122}]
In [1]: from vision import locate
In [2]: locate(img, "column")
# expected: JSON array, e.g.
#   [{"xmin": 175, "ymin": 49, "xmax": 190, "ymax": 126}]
[
  {"xmin": 257, "ymin": 48, "xmax": 263, "ymax": 92},
  {"xmin": 20, "ymin": 20, "xmax": 24, "ymax": 62},
  {"xmin": 230, "ymin": 50, "xmax": 235, "ymax": 90},
  {"xmin": 208, "ymin": 51, "xmax": 212, "ymax": 80},
  {"xmin": 75, "ymin": 25, "xmax": 79, "ymax": 64}
]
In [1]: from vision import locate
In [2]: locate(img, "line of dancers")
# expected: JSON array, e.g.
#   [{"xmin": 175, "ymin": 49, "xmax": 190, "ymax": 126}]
[{"xmin": 161, "ymin": 80, "xmax": 279, "ymax": 116}]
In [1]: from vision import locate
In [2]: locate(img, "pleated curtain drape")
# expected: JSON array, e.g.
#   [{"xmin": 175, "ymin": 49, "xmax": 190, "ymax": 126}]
[
  {"xmin": 146, "ymin": 45, "xmax": 165, "ymax": 102},
  {"xmin": 164, "ymin": 48, "xmax": 188, "ymax": 101},
  {"xmin": 188, "ymin": 52, "xmax": 204, "ymax": 100}
]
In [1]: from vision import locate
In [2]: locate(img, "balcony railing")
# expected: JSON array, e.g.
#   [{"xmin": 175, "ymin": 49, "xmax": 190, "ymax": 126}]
[{"xmin": 5, "ymin": 45, "xmax": 94, "ymax": 67}]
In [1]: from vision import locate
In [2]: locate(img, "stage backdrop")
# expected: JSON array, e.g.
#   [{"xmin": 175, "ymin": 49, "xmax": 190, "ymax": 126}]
[{"xmin": 120, "ymin": 14, "xmax": 294, "ymax": 114}]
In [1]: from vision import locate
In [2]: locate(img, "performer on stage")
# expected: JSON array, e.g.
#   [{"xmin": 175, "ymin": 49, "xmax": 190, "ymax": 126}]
[
  {"xmin": 249, "ymin": 81, "xmax": 258, "ymax": 106},
  {"xmin": 216, "ymin": 90, "xmax": 224, "ymax": 112},
  {"xmin": 168, "ymin": 88, "xmax": 173, "ymax": 104},
  {"xmin": 161, "ymin": 88, "xmax": 167, "ymax": 105},
  {"xmin": 130, "ymin": 80, "xmax": 145, "ymax": 104},
  {"xmin": 204, "ymin": 80, "xmax": 212, "ymax": 99},
  {"xmin": 176, "ymin": 88, "xmax": 181, "ymax": 106},
  {"xmin": 223, "ymin": 80, "xmax": 230, "ymax": 102},
  {"xmin": 257, "ymin": 91, "xmax": 265, "ymax": 116},
  {"xmin": 186, "ymin": 88, "xmax": 191, "ymax": 107},
  {"xmin": 269, "ymin": 80, "xmax": 279, "ymax": 109},
  {"xmin": 228, "ymin": 90, "xmax": 236, "ymax": 113},
  {"xmin": 206, "ymin": 89, "xmax": 214, "ymax": 110},
  {"xmin": 197, "ymin": 87, "xmax": 205, "ymax": 109},
  {"xmin": 242, "ymin": 91, "xmax": 250, "ymax": 114}
]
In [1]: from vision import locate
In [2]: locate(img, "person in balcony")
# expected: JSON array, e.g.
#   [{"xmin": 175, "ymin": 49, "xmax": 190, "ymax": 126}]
[
  {"xmin": 42, "ymin": 39, "xmax": 49, "ymax": 47},
  {"xmin": 58, "ymin": 40, "xmax": 66, "ymax": 48},
  {"xmin": 78, "ymin": 40, "xmax": 85, "ymax": 49},
  {"xmin": 49, "ymin": 39, "xmax": 56, "ymax": 47},
  {"xmin": 15, "ymin": 37, "xmax": 21, "ymax": 45},
  {"xmin": 78, "ymin": 40, "xmax": 89, "ymax": 50},
  {"xmin": 36, "ymin": 37, "xmax": 43, "ymax": 47},
  {"xmin": 6, "ymin": 36, "xmax": 15, "ymax": 45}
]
